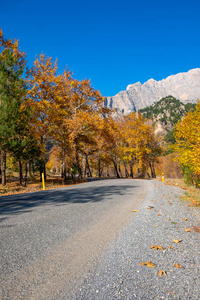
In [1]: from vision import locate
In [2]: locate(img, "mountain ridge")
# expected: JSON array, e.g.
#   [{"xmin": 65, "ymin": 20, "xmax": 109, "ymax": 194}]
[{"xmin": 105, "ymin": 68, "xmax": 200, "ymax": 114}]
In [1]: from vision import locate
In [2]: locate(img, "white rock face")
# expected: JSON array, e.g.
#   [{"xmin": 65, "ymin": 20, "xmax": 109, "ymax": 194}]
[{"xmin": 105, "ymin": 68, "xmax": 200, "ymax": 114}]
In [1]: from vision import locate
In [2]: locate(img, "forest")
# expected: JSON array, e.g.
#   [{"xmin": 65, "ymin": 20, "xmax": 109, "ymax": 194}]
[{"xmin": 0, "ymin": 30, "xmax": 199, "ymax": 190}]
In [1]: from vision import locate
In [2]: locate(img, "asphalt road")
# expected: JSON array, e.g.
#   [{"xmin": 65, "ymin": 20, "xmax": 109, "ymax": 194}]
[{"xmin": 0, "ymin": 178, "xmax": 147, "ymax": 299}]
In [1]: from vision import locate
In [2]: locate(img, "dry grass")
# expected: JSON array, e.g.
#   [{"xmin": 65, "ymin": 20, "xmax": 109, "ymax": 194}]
[
  {"xmin": 160, "ymin": 178, "xmax": 200, "ymax": 208},
  {"xmin": 0, "ymin": 175, "xmax": 88, "ymax": 196}
]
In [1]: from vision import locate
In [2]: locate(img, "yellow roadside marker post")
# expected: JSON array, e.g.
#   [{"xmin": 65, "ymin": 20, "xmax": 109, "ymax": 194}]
[
  {"xmin": 42, "ymin": 173, "xmax": 45, "ymax": 190},
  {"xmin": 162, "ymin": 173, "xmax": 164, "ymax": 183}
]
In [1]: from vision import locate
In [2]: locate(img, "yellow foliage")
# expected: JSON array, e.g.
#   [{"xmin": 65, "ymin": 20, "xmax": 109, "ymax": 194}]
[
  {"xmin": 158, "ymin": 270, "xmax": 167, "ymax": 277},
  {"xmin": 140, "ymin": 261, "xmax": 155, "ymax": 268},
  {"xmin": 174, "ymin": 103, "xmax": 200, "ymax": 176}
]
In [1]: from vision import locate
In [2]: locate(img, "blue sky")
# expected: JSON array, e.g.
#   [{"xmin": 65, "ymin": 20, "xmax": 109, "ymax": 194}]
[{"xmin": 0, "ymin": 0, "xmax": 199, "ymax": 96}]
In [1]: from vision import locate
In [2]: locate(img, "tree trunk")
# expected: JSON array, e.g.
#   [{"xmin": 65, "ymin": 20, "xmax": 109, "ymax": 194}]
[
  {"xmin": 85, "ymin": 154, "xmax": 92, "ymax": 177},
  {"xmin": 141, "ymin": 162, "xmax": 146, "ymax": 178},
  {"xmin": 118, "ymin": 164, "xmax": 123, "ymax": 177},
  {"xmin": 100, "ymin": 168, "xmax": 103, "ymax": 177},
  {"xmin": 98, "ymin": 157, "xmax": 101, "ymax": 177},
  {"xmin": 25, "ymin": 162, "xmax": 28, "ymax": 186},
  {"xmin": 129, "ymin": 162, "xmax": 133, "ymax": 178},
  {"xmin": 32, "ymin": 160, "xmax": 35, "ymax": 174},
  {"xmin": 39, "ymin": 162, "xmax": 46, "ymax": 182},
  {"xmin": 40, "ymin": 164, "xmax": 43, "ymax": 182},
  {"xmin": 145, "ymin": 161, "xmax": 151, "ymax": 178},
  {"xmin": 28, "ymin": 161, "xmax": 31, "ymax": 179},
  {"xmin": 84, "ymin": 162, "xmax": 87, "ymax": 177},
  {"xmin": 112, "ymin": 159, "xmax": 120, "ymax": 178},
  {"xmin": 61, "ymin": 163, "xmax": 64, "ymax": 178},
  {"xmin": 124, "ymin": 162, "xmax": 129, "ymax": 178},
  {"xmin": 76, "ymin": 155, "xmax": 82, "ymax": 179},
  {"xmin": 19, "ymin": 160, "xmax": 23, "ymax": 186},
  {"xmin": 98, "ymin": 158, "xmax": 103, "ymax": 177},
  {"xmin": 152, "ymin": 158, "xmax": 156, "ymax": 178},
  {"xmin": 107, "ymin": 167, "xmax": 110, "ymax": 177},
  {"xmin": 63, "ymin": 164, "xmax": 67, "ymax": 182},
  {"xmin": 44, "ymin": 163, "xmax": 46, "ymax": 181},
  {"xmin": 149, "ymin": 159, "xmax": 156, "ymax": 178},
  {"xmin": 75, "ymin": 140, "xmax": 82, "ymax": 179},
  {"xmin": 2, "ymin": 150, "xmax": 6, "ymax": 186},
  {"xmin": 0, "ymin": 157, "xmax": 2, "ymax": 184}
]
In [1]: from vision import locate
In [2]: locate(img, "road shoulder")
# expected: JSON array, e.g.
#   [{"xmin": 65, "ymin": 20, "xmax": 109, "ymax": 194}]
[{"xmin": 72, "ymin": 180, "xmax": 200, "ymax": 299}]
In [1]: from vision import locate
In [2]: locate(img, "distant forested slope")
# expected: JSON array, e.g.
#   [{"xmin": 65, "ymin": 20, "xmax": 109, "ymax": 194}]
[{"xmin": 139, "ymin": 96, "xmax": 196, "ymax": 143}]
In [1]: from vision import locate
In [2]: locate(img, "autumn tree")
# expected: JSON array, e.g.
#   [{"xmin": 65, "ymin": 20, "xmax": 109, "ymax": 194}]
[
  {"xmin": 67, "ymin": 78, "xmax": 105, "ymax": 179},
  {"xmin": 99, "ymin": 117, "xmax": 122, "ymax": 178},
  {"xmin": 119, "ymin": 113, "xmax": 146, "ymax": 177},
  {"xmin": 173, "ymin": 102, "xmax": 200, "ymax": 185},
  {"xmin": 46, "ymin": 69, "xmax": 74, "ymax": 181},
  {"xmin": 138, "ymin": 121, "xmax": 161, "ymax": 178},
  {"xmin": 119, "ymin": 112, "xmax": 161, "ymax": 178},
  {"xmin": 27, "ymin": 54, "xmax": 60, "ymax": 181},
  {"xmin": 91, "ymin": 119, "xmax": 111, "ymax": 177}
]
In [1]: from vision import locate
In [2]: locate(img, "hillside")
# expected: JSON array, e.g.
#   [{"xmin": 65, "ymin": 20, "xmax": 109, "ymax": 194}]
[{"xmin": 139, "ymin": 96, "xmax": 196, "ymax": 143}]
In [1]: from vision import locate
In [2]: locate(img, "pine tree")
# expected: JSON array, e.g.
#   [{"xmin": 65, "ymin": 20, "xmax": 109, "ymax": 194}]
[{"xmin": 0, "ymin": 30, "xmax": 27, "ymax": 185}]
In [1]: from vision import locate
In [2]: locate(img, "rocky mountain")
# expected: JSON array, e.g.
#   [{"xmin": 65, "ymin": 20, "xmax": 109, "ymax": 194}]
[{"xmin": 105, "ymin": 68, "xmax": 200, "ymax": 114}]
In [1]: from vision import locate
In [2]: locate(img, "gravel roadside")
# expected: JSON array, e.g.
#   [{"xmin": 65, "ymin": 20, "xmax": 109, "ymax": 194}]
[{"xmin": 71, "ymin": 180, "xmax": 200, "ymax": 300}]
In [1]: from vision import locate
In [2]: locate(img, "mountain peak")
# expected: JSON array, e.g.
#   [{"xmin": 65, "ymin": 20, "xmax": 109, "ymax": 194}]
[
  {"xmin": 126, "ymin": 81, "xmax": 141, "ymax": 90},
  {"xmin": 105, "ymin": 68, "xmax": 200, "ymax": 114},
  {"xmin": 145, "ymin": 78, "xmax": 156, "ymax": 85}
]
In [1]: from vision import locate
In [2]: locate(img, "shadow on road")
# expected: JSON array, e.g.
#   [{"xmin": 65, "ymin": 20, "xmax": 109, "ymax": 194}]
[{"xmin": 0, "ymin": 179, "xmax": 138, "ymax": 217}]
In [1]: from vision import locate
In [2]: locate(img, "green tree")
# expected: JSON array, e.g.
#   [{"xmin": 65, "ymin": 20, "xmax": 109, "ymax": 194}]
[{"xmin": 0, "ymin": 30, "xmax": 27, "ymax": 185}]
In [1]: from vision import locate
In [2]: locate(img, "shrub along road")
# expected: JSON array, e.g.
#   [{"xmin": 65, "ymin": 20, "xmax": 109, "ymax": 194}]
[{"xmin": 0, "ymin": 179, "xmax": 199, "ymax": 299}]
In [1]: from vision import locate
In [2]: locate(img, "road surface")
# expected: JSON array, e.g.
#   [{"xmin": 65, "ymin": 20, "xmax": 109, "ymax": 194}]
[{"xmin": 0, "ymin": 178, "xmax": 147, "ymax": 299}]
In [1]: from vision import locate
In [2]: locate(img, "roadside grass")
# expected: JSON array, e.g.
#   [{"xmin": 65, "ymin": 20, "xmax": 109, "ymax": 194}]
[
  {"xmin": 0, "ymin": 175, "xmax": 88, "ymax": 196},
  {"xmin": 162, "ymin": 178, "xmax": 200, "ymax": 207}
]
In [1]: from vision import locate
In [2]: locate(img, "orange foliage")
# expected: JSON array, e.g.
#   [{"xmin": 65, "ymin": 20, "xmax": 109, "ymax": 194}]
[{"xmin": 156, "ymin": 152, "xmax": 182, "ymax": 178}]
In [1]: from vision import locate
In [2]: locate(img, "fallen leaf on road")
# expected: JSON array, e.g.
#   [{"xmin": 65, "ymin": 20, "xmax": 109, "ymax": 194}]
[
  {"xmin": 192, "ymin": 226, "xmax": 200, "ymax": 233},
  {"xmin": 147, "ymin": 206, "xmax": 154, "ymax": 209},
  {"xmin": 151, "ymin": 245, "xmax": 164, "ymax": 251},
  {"xmin": 188, "ymin": 204, "xmax": 194, "ymax": 207},
  {"xmin": 174, "ymin": 263, "xmax": 183, "ymax": 268},
  {"xmin": 158, "ymin": 214, "xmax": 162, "ymax": 216},
  {"xmin": 167, "ymin": 218, "xmax": 170, "ymax": 220},
  {"xmin": 132, "ymin": 210, "xmax": 139, "ymax": 212},
  {"xmin": 154, "ymin": 225, "xmax": 158, "ymax": 227},
  {"xmin": 158, "ymin": 270, "xmax": 167, "ymax": 277},
  {"xmin": 185, "ymin": 228, "xmax": 191, "ymax": 232},
  {"xmin": 140, "ymin": 261, "xmax": 155, "ymax": 268},
  {"xmin": 168, "ymin": 246, "xmax": 173, "ymax": 249},
  {"xmin": 168, "ymin": 292, "xmax": 175, "ymax": 295},
  {"xmin": 173, "ymin": 239, "xmax": 182, "ymax": 243},
  {"xmin": 183, "ymin": 218, "xmax": 188, "ymax": 221}
]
